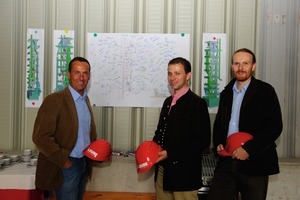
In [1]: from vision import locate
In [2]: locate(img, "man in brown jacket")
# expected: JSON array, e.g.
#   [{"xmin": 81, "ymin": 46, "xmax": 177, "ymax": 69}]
[{"xmin": 32, "ymin": 57, "xmax": 97, "ymax": 200}]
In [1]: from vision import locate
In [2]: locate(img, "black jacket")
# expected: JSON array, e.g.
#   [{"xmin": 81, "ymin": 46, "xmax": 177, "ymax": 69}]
[
  {"xmin": 153, "ymin": 89, "xmax": 211, "ymax": 191},
  {"xmin": 213, "ymin": 77, "xmax": 283, "ymax": 176}
]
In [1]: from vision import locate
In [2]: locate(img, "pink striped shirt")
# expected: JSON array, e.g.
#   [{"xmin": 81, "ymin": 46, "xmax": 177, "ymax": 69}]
[{"xmin": 170, "ymin": 86, "xmax": 190, "ymax": 109}]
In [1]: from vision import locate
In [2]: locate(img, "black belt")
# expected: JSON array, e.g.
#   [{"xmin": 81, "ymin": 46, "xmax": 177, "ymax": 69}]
[{"xmin": 69, "ymin": 156, "xmax": 86, "ymax": 160}]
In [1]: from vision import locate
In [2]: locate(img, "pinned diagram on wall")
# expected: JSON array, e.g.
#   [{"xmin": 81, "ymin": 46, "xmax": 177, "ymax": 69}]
[
  {"xmin": 87, "ymin": 33, "xmax": 190, "ymax": 107},
  {"xmin": 201, "ymin": 33, "xmax": 227, "ymax": 113},
  {"xmin": 52, "ymin": 30, "xmax": 74, "ymax": 92},
  {"xmin": 25, "ymin": 29, "xmax": 44, "ymax": 108}
]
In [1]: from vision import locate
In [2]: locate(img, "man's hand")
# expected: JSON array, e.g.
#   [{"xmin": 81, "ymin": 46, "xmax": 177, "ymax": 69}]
[
  {"xmin": 232, "ymin": 147, "xmax": 249, "ymax": 160},
  {"xmin": 216, "ymin": 144, "xmax": 225, "ymax": 155},
  {"xmin": 63, "ymin": 159, "xmax": 73, "ymax": 169},
  {"xmin": 156, "ymin": 150, "xmax": 168, "ymax": 163}
]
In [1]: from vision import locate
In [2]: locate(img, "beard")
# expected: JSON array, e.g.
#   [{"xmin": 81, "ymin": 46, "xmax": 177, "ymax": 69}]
[{"xmin": 234, "ymin": 71, "xmax": 252, "ymax": 82}]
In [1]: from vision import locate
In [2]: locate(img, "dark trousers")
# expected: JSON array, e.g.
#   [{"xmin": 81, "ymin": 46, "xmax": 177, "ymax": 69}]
[{"xmin": 207, "ymin": 158, "xmax": 269, "ymax": 200}]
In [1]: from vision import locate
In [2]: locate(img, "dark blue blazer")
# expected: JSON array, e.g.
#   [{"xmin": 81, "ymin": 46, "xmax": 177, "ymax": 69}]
[{"xmin": 153, "ymin": 89, "xmax": 211, "ymax": 191}]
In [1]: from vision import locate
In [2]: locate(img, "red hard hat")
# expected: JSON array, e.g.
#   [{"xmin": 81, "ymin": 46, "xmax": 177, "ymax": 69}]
[
  {"xmin": 83, "ymin": 139, "xmax": 112, "ymax": 161},
  {"xmin": 135, "ymin": 141, "xmax": 163, "ymax": 174},
  {"xmin": 219, "ymin": 132, "xmax": 253, "ymax": 157}
]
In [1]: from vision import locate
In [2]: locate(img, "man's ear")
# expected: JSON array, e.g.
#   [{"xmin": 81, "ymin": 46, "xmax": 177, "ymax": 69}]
[
  {"xmin": 186, "ymin": 72, "xmax": 192, "ymax": 81},
  {"xmin": 252, "ymin": 63, "xmax": 256, "ymax": 72}
]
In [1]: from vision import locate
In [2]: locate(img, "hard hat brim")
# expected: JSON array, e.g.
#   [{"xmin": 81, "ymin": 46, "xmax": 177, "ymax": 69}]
[{"xmin": 218, "ymin": 149, "xmax": 231, "ymax": 157}]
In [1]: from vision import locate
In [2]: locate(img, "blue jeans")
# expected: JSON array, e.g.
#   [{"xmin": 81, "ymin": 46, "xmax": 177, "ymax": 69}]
[{"xmin": 55, "ymin": 156, "xmax": 89, "ymax": 200}]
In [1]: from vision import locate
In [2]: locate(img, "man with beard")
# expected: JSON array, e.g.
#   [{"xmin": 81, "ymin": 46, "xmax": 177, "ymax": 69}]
[{"xmin": 207, "ymin": 48, "xmax": 282, "ymax": 200}]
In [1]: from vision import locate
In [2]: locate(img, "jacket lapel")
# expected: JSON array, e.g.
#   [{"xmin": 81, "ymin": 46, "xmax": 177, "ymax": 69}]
[
  {"xmin": 241, "ymin": 77, "xmax": 258, "ymax": 111},
  {"xmin": 64, "ymin": 87, "xmax": 78, "ymax": 132}
]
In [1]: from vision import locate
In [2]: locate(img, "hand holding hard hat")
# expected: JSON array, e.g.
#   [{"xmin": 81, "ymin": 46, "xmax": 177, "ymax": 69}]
[
  {"xmin": 135, "ymin": 140, "xmax": 163, "ymax": 174},
  {"xmin": 83, "ymin": 139, "xmax": 112, "ymax": 161},
  {"xmin": 218, "ymin": 132, "xmax": 253, "ymax": 157}
]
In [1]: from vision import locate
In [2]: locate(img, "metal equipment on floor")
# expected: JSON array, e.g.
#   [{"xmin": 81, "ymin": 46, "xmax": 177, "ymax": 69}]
[{"xmin": 198, "ymin": 154, "xmax": 218, "ymax": 200}]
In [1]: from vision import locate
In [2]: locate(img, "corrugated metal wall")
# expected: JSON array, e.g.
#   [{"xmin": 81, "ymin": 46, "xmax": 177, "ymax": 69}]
[{"xmin": 0, "ymin": 0, "xmax": 299, "ymax": 158}]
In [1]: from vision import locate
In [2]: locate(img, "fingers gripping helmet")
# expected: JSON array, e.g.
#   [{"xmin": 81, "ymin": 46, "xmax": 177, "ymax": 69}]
[
  {"xmin": 83, "ymin": 139, "xmax": 112, "ymax": 161},
  {"xmin": 219, "ymin": 132, "xmax": 253, "ymax": 157},
  {"xmin": 135, "ymin": 141, "xmax": 163, "ymax": 174}
]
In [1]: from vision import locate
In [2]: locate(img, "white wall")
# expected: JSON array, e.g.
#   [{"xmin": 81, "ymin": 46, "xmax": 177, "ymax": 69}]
[{"xmin": 85, "ymin": 157, "xmax": 300, "ymax": 200}]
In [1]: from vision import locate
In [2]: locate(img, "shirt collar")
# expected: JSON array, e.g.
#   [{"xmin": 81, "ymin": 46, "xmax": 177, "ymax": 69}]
[
  {"xmin": 68, "ymin": 85, "xmax": 87, "ymax": 101},
  {"xmin": 233, "ymin": 79, "xmax": 251, "ymax": 93},
  {"xmin": 172, "ymin": 86, "xmax": 189, "ymax": 100}
]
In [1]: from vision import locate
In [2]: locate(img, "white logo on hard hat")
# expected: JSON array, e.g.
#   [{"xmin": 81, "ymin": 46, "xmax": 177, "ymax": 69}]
[
  {"xmin": 138, "ymin": 162, "xmax": 148, "ymax": 169},
  {"xmin": 87, "ymin": 148, "xmax": 98, "ymax": 158}
]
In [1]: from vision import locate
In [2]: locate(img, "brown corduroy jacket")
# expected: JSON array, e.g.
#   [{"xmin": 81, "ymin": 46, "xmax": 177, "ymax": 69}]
[{"xmin": 32, "ymin": 87, "xmax": 97, "ymax": 190}]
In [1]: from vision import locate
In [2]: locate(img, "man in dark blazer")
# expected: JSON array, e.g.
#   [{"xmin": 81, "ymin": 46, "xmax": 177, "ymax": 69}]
[
  {"xmin": 208, "ymin": 48, "xmax": 283, "ymax": 200},
  {"xmin": 32, "ymin": 57, "xmax": 97, "ymax": 200},
  {"xmin": 153, "ymin": 57, "xmax": 211, "ymax": 200}
]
